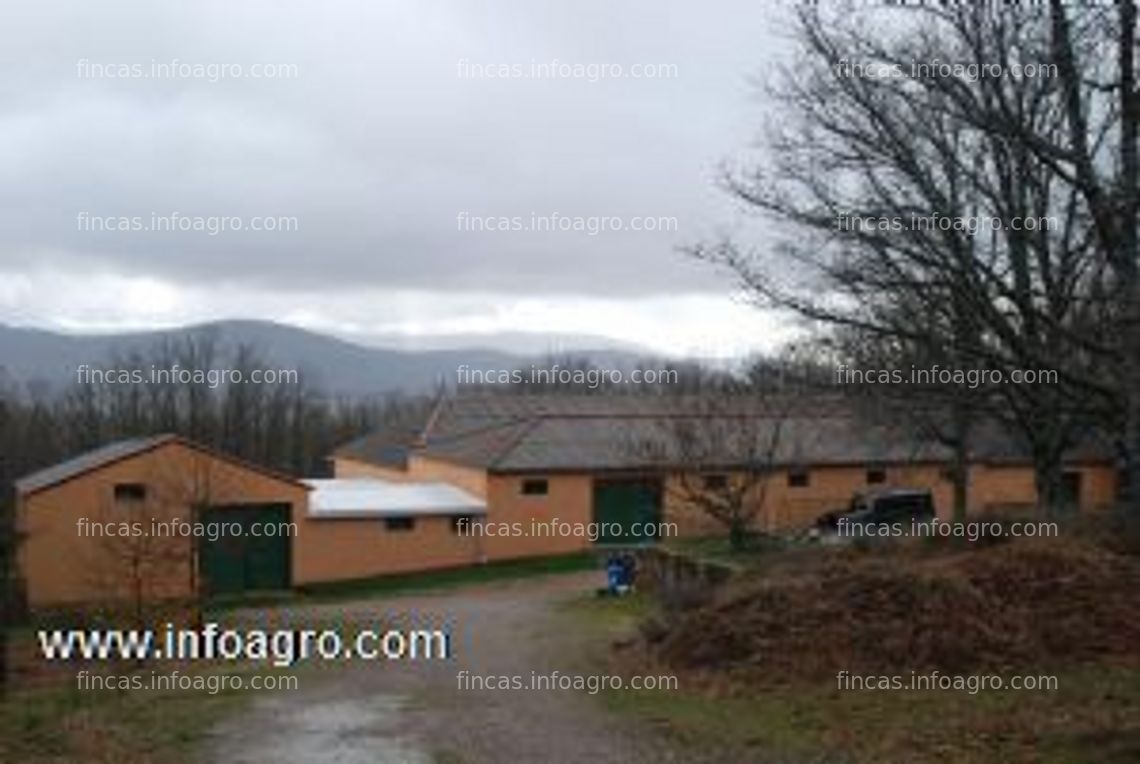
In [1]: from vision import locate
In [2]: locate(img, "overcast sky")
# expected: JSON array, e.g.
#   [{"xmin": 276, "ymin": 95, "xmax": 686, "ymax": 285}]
[{"xmin": 0, "ymin": 0, "xmax": 797, "ymax": 359}]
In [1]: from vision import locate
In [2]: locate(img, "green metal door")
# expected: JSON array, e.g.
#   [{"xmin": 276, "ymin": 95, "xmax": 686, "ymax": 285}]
[
  {"xmin": 593, "ymin": 480, "xmax": 662, "ymax": 546},
  {"xmin": 199, "ymin": 503, "xmax": 291, "ymax": 595}
]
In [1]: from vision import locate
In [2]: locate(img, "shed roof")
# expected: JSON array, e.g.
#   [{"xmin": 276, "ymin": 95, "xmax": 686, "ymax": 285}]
[
  {"xmin": 15, "ymin": 434, "xmax": 309, "ymax": 497},
  {"xmin": 15, "ymin": 435, "xmax": 175, "ymax": 495},
  {"xmin": 302, "ymin": 478, "xmax": 486, "ymax": 519},
  {"xmin": 333, "ymin": 393, "xmax": 1117, "ymax": 474}
]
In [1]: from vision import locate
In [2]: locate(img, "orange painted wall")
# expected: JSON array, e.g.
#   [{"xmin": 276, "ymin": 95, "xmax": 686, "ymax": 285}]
[
  {"xmin": 331, "ymin": 455, "xmax": 490, "ymax": 496},
  {"xmin": 405, "ymin": 455, "xmax": 488, "ymax": 498},
  {"xmin": 970, "ymin": 463, "xmax": 1117, "ymax": 514},
  {"xmin": 299, "ymin": 453, "xmax": 578, "ymax": 583},
  {"xmin": 18, "ymin": 441, "xmax": 308, "ymax": 608},
  {"xmin": 330, "ymin": 457, "xmax": 414, "ymax": 482},
  {"xmin": 329, "ymin": 460, "xmax": 1120, "ymax": 570},
  {"xmin": 323, "ymin": 460, "xmax": 591, "ymax": 566},
  {"xmin": 19, "ymin": 444, "xmax": 494, "ymax": 602},
  {"xmin": 662, "ymin": 464, "xmax": 954, "ymax": 534},
  {"xmin": 1079, "ymin": 465, "xmax": 1119, "ymax": 509},
  {"xmin": 298, "ymin": 454, "xmax": 495, "ymax": 583},
  {"xmin": 475, "ymin": 474, "xmax": 594, "ymax": 559},
  {"xmin": 306, "ymin": 459, "xmax": 1118, "ymax": 581},
  {"xmin": 292, "ymin": 514, "xmax": 483, "ymax": 584},
  {"xmin": 662, "ymin": 463, "xmax": 1119, "ymax": 534},
  {"xmin": 28, "ymin": 439, "xmax": 1114, "ymax": 606}
]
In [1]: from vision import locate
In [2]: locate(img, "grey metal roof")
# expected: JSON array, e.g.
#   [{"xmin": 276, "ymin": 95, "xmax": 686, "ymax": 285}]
[
  {"xmin": 482, "ymin": 414, "xmax": 952, "ymax": 472},
  {"xmin": 15, "ymin": 434, "xmax": 175, "ymax": 495},
  {"xmin": 16, "ymin": 433, "xmax": 312, "ymax": 496},
  {"xmin": 419, "ymin": 418, "xmax": 538, "ymax": 469},
  {"xmin": 333, "ymin": 427, "xmax": 422, "ymax": 468},
  {"xmin": 412, "ymin": 394, "xmax": 951, "ymax": 471},
  {"xmin": 335, "ymin": 393, "xmax": 1116, "ymax": 474}
]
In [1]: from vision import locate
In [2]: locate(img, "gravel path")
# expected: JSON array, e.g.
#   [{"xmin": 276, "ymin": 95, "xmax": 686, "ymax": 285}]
[{"xmin": 203, "ymin": 572, "xmax": 713, "ymax": 764}]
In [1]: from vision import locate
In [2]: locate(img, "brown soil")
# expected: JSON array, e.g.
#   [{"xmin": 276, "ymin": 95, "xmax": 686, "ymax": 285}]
[{"xmin": 653, "ymin": 537, "xmax": 1140, "ymax": 684}]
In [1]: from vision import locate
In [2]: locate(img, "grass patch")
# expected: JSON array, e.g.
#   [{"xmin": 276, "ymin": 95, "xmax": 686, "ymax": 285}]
[
  {"xmin": 564, "ymin": 592, "xmax": 823, "ymax": 759},
  {"xmin": 662, "ymin": 533, "xmax": 787, "ymax": 569},
  {"xmin": 291, "ymin": 551, "xmax": 598, "ymax": 603},
  {"xmin": 0, "ymin": 664, "xmax": 277, "ymax": 762},
  {"xmin": 560, "ymin": 590, "xmax": 659, "ymax": 633},
  {"xmin": 21, "ymin": 553, "xmax": 600, "ymax": 630},
  {"xmin": 601, "ymin": 664, "xmax": 1140, "ymax": 762},
  {"xmin": 601, "ymin": 689, "xmax": 823, "ymax": 756}
]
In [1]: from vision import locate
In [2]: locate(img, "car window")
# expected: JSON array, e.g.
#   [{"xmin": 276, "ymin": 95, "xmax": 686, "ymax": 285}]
[{"xmin": 874, "ymin": 495, "xmax": 927, "ymax": 521}]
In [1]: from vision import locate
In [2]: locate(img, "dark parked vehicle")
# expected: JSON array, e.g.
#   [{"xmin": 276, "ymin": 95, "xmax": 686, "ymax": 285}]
[{"xmin": 815, "ymin": 488, "xmax": 935, "ymax": 535}]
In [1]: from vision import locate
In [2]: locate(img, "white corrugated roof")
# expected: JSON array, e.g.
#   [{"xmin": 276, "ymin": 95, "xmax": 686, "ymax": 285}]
[{"xmin": 302, "ymin": 478, "xmax": 486, "ymax": 519}]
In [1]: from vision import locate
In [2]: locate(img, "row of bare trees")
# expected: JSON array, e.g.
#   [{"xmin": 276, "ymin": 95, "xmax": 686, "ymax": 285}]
[
  {"xmin": 696, "ymin": 3, "xmax": 1138, "ymax": 517},
  {"xmin": 35, "ymin": 332, "xmax": 427, "ymax": 476},
  {"xmin": 456, "ymin": 353, "xmax": 744, "ymax": 395}
]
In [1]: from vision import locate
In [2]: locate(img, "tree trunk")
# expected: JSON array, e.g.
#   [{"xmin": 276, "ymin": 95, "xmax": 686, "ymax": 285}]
[
  {"xmin": 1125, "ymin": 320, "xmax": 1140, "ymax": 510},
  {"xmin": 1034, "ymin": 454, "xmax": 1065, "ymax": 519},
  {"xmin": 133, "ymin": 565, "xmax": 146, "ymax": 668},
  {"xmin": 1119, "ymin": 0, "xmax": 1140, "ymax": 514},
  {"xmin": 728, "ymin": 518, "xmax": 749, "ymax": 551},
  {"xmin": 951, "ymin": 400, "xmax": 971, "ymax": 523},
  {"xmin": 0, "ymin": 584, "xmax": 8, "ymax": 698}
]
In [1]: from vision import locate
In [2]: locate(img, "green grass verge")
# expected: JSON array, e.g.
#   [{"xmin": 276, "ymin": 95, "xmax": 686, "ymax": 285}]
[
  {"xmin": 86, "ymin": 551, "xmax": 608, "ymax": 617},
  {"xmin": 602, "ymin": 665, "xmax": 1140, "ymax": 763},
  {"xmin": 661, "ymin": 533, "xmax": 787, "ymax": 569},
  {"xmin": 289, "ymin": 551, "xmax": 598, "ymax": 603},
  {"xmin": 559, "ymin": 590, "xmax": 659, "ymax": 632},
  {"xmin": 0, "ymin": 664, "xmax": 282, "ymax": 762},
  {"xmin": 20, "ymin": 552, "xmax": 602, "ymax": 625}
]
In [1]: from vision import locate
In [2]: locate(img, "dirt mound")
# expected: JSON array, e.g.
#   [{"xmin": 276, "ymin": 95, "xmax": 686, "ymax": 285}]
[{"xmin": 653, "ymin": 538, "xmax": 1140, "ymax": 684}]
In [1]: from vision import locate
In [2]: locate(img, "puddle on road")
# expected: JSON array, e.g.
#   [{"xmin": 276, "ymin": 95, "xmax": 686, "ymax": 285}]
[{"xmin": 212, "ymin": 694, "xmax": 432, "ymax": 764}]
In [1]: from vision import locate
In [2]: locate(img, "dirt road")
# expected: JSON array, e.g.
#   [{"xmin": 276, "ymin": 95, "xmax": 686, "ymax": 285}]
[{"xmin": 204, "ymin": 572, "xmax": 709, "ymax": 764}]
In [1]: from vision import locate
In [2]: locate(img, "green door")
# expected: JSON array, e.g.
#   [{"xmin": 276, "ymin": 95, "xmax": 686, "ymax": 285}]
[
  {"xmin": 199, "ymin": 503, "xmax": 292, "ymax": 595},
  {"xmin": 1060, "ymin": 471, "xmax": 1082, "ymax": 514},
  {"xmin": 593, "ymin": 480, "xmax": 662, "ymax": 546}
]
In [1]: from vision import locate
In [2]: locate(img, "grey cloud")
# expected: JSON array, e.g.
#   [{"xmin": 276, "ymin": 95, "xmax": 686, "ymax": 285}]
[{"xmin": 0, "ymin": 0, "xmax": 788, "ymax": 296}]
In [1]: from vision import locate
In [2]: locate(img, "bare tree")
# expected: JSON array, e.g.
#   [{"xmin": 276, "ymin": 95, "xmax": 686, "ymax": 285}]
[
  {"xmin": 0, "ymin": 379, "xmax": 32, "ymax": 695},
  {"xmin": 84, "ymin": 484, "xmax": 188, "ymax": 638},
  {"xmin": 43, "ymin": 332, "xmax": 406, "ymax": 478},
  {"xmin": 629, "ymin": 395, "xmax": 802, "ymax": 550},
  {"xmin": 83, "ymin": 446, "xmax": 232, "ymax": 633},
  {"xmin": 695, "ymin": 4, "xmax": 1118, "ymax": 515},
  {"xmin": 0, "ymin": 468, "xmax": 18, "ymax": 696},
  {"xmin": 921, "ymin": 2, "xmax": 1140, "ymax": 505}
]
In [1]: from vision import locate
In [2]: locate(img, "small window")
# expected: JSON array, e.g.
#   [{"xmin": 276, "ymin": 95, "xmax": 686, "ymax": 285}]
[
  {"xmin": 114, "ymin": 483, "xmax": 147, "ymax": 502},
  {"xmin": 866, "ymin": 468, "xmax": 886, "ymax": 485},
  {"xmin": 385, "ymin": 516, "xmax": 415, "ymax": 532},
  {"xmin": 787, "ymin": 470, "xmax": 810, "ymax": 488},
  {"xmin": 452, "ymin": 515, "xmax": 476, "ymax": 535},
  {"xmin": 521, "ymin": 479, "xmax": 548, "ymax": 496},
  {"xmin": 703, "ymin": 474, "xmax": 728, "ymax": 490}
]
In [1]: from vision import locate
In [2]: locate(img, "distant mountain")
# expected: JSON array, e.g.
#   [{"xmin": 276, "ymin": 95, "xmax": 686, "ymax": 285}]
[
  {"xmin": 0, "ymin": 320, "xmax": 653, "ymax": 397},
  {"xmin": 353, "ymin": 330, "xmax": 651, "ymax": 357}
]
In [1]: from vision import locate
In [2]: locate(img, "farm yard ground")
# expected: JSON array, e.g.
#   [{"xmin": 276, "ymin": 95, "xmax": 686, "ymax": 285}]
[
  {"xmin": 1, "ymin": 567, "xmax": 726, "ymax": 764},
  {"xmin": 2, "ymin": 528, "xmax": 1139, "ymax": 763}
]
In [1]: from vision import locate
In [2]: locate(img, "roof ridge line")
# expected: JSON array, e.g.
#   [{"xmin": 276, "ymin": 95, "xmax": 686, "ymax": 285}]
[
  {"xmin": 416, "ymin": 387, "xmax": 451, "ymax": 446},
  {"xmin": 423, "ymin": 415, "xmax": 535, "ymax": 447},
  {"xmin": 488, "ymin": 415, "xmax": 544, "ymax": 470}
]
